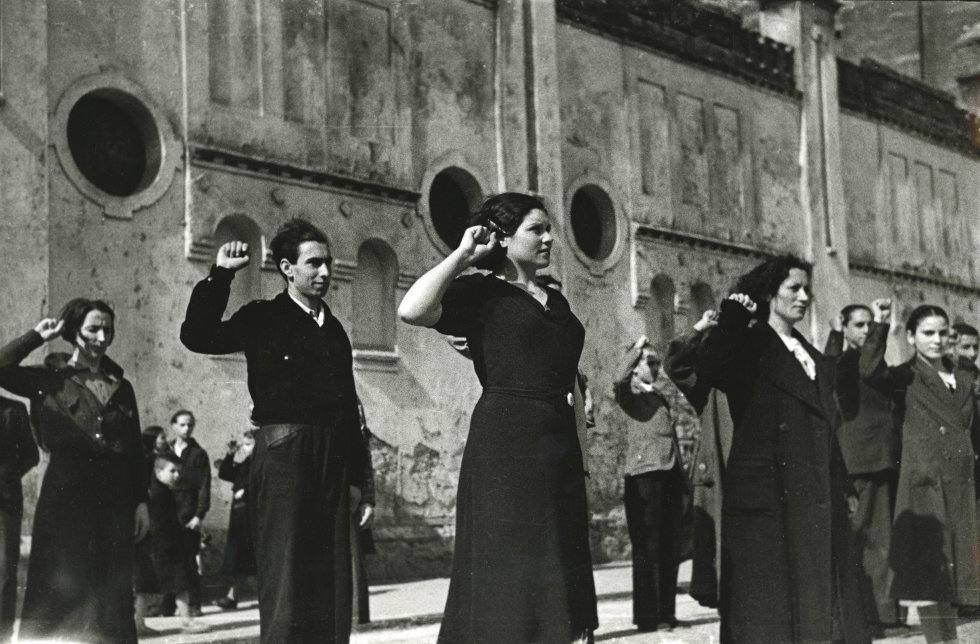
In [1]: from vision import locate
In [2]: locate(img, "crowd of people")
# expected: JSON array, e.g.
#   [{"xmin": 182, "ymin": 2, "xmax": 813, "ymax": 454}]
[{"xmin": 0, "ymin": 190, "xmax": 976, "ymax": 643}]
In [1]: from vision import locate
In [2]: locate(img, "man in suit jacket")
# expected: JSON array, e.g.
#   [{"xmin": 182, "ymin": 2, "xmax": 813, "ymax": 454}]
[
  {"xmin": 613, "ymin": 336, "xmax": 686, "ymax": 632},
  {"xmin": 0, "ymin": 396, "xmax": 39, "ymax": 640},
  {"xmin": 825, "ymin": 299, "xmax": 901, "ymax": 627}
]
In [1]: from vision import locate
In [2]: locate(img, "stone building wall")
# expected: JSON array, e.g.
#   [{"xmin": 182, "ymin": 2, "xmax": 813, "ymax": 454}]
[{"xmin": 0, "ymin": 0, "xmax": 977, "ymax": 583}]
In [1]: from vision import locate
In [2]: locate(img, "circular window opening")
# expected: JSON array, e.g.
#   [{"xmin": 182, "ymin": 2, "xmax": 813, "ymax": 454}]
[
  {"xmin": 569, "ymin": 184, "xmax": 616, "ymax": 261},
  {"xmin": 66, "ymin": 89, "xmax": 162, "ymax": 197},
  {"xmin": 428, "ymin": 167, "xmax": 482, "ymax": 249}
]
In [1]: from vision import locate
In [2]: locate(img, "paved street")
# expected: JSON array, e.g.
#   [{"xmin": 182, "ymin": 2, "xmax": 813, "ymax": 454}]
[{"xmin": 127, "ymin": 560, "xmax": 980, "ymax": 643}]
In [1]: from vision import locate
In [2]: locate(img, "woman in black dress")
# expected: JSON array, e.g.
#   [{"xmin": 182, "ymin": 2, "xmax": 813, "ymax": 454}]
[
  {"xmin": 0, "ymin": 299, "xmax": 149, "ymax": 642},
  {"xmin": 399, "ymin": 192, "xmax": 598, "ymax": 643}
]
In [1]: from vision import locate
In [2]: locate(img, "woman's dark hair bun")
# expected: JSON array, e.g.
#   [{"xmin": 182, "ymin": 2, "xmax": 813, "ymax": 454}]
[{"xmin": 467, "ymin": 192, "xmax": 546, "ymax": 272}]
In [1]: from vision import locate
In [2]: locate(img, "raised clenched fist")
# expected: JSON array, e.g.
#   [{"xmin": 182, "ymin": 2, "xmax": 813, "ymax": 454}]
[
  {"xmin": 216, "ymin": 241, "xmax": 251, "ymax": 271},
  {"xmin": 34, "ymin": 318, "xmax": 64, "ymax": 342},
  {"xmin": 694, "ymin": 309, "xmax": 719, "ymax": 332},
  {"xmin": 456, "ymin": 225, "xmax": 499, "ymax": 266},
  {"xmin": 871, "ymin": 298, "xmax": 892, "ymax": 323},
  {"xmin": 727, "ymin": 293, "xmax": 758, "ymax": 313}
]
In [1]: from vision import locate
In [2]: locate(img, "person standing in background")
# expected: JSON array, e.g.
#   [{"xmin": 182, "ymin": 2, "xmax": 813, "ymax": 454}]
[
  {"xmin": 825, "ymin": 300, "xmax": 902, "ymax": 630},
  {"xmin": 165, "ymin": 410, "xmax": 211, "ymax": 617},
  {"xmin": 663, "ymin": 309, "xmax": 733, "ymax": 610},
  {"xmin": 351, "ymin": 399, "xmax": 376, "ymax": 625},
  {"xmin": 950, "ymin": 323, "xmax": 979, "ymax": 378},
  {"xmin": 613, "ymin": 335, "xmax": 687, "ymax": 632},
  {"xmin": 0, "ymin": 395, "xmax": 38, "ymax": 641},
  {"xmin": 214, "ymin": 430, "xmax": 257, "ymax": 611}
]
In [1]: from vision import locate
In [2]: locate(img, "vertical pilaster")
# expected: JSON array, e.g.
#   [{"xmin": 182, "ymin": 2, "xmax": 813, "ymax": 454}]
[{"xmin": 759, "ymin": 1, "xmax": 850, "ymax": 344}]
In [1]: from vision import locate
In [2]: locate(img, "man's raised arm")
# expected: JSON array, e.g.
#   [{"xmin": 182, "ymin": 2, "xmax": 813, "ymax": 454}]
[{"xmin": 180, "ymin": 241, "xmax": 250, "ymax": 354}]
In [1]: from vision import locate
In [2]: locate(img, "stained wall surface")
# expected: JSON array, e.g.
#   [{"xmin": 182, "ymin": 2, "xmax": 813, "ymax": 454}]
[{"xmin": 1, "ymin": 0, "xmax": 977, "ymax": 582}]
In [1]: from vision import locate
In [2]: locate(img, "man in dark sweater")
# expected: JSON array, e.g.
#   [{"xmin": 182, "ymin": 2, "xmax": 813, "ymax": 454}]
[
  {"xmin": 825, "ymin": 298, "xmax": 901, "ymax": 627},
  {"xmin": 180, "ymin": 219, "xmax": 371, "ymax": 643},
  {"xmin": 0, "ymin": 396, "xmax": 38, "ymax": 640}
]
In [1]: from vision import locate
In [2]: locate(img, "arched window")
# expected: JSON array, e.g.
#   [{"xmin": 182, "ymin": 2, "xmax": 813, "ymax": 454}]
[
  {"xmin": 689, "ymin": 281, "xmax": 716, "ymax": 324},
  {"xmin": 213, "ymin": 214, "xmax": 264, "ymax": 319},
  {"xmin": 427, "ymin": 167, "xmax": 482, "ymax": 250},
  {"xmin": 646, "ymin": 274, "xmax": 676, "ymax": 353},
  {"xmin": 352, "ymin": 239, "xmax": 398, "ymax": 352}
]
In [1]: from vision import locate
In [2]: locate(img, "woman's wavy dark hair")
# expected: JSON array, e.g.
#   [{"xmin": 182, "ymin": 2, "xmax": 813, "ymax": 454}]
[
  {"xmin": 906, "ymin": 305, "xmax": 947, "ymax": 334},
  {"xmin": 59, "ymin": 298, "xmax": 115, "ymax": 344},
  {"xmin": 468, "ymin": 192, "xmax": 547, "ymax": 272},
  {"xmin": 732, "ymin": 254, "xmax": 812, "ymax": 320}
]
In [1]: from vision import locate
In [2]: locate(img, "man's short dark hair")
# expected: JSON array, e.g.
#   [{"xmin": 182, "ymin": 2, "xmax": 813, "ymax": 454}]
[
  {"xmin": 952, "ymin": 322, "xmax": 979, "ymax": 338},
  {"xmin": 840, "ymin": 304, "xmax": 872, "ymax": 325},
  {"xmin": 270, "ymin": 218, "xmax": 330, "ymax": 278},
  {"xmin": 59, "ymin": 298, "xmax": 115, "ymax": 344}
]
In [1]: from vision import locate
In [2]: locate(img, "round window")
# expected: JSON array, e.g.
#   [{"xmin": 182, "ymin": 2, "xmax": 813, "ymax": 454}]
[
  {"xmin": 66, "ymin": 89, "xmax": 162, "ymax": 197},
  {"xmin": 569, "ymin": 184, "xmax": 616, "ymax": 261},
  {"xmin": 427, "ymin": 167, "xmax": 482, "ymax": 250}
]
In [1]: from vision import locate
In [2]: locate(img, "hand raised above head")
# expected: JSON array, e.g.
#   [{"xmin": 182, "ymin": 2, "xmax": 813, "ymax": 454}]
[
  {"xmin": 830, "ymin": 314, "xmax": 844, "ymax": 333},
  {"xmin": 694, "ymin": 310, "xmax": 719, "ymax": 332},
  {"xmin": 34, "ymin": 318, "xmax": 64, "ymax": 342},
  {"xmin": 216, "ymin": 241, "xmax": 251, "ymax": 271},
  {"xmin": 871, "ymin": 297, "xmax": 892, "ymax": 323},
  {"xmin": 727, "ymin": 293, "xmax": 757, "ymax": 313},
  {"xmin": 456, "ymin": 225, "xmax": 499, "ymax": 266}
]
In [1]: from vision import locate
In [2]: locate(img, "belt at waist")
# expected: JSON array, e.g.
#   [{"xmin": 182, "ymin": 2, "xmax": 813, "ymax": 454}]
[
  {"xmin": 258, "ymin": 423, "xmax": 328, "ymax": 447},
  {"xmin": 483, "ymin": 386, "xmax": 573, "ymax": 403}
]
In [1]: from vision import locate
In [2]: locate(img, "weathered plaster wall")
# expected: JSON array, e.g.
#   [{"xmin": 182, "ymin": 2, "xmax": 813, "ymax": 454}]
[
  {"xmin": 840, "ymin": 111, "xmax": 979, "ymax": 286},
  {"xmin": 0, "ymin": 0, "xmax": 49, "ymax": 530}
]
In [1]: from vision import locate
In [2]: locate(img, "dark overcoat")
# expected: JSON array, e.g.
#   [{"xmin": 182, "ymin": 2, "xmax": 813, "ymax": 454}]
[
  {"xmin": 0, "ymin": 330, "xmax": 144, "ymax": 643},
  {"xmin": 696, "ymin": 301, "xmax": 870, "ymax": 643},
  {"xmin": 664, "ymin": 328, "xmax": 734, "ymax": 609},
  {"xmin": 861, "ymin": 323, "xmax": 979, "ymax": 605}
]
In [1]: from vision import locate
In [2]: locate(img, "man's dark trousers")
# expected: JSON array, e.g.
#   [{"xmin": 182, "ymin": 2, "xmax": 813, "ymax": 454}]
[
  {"xmin": 624, "ymin": 468, "xmax": 686, "ymax": 628},
  {"xmin": 251, "ymin": 423, "xmax": 352, "ymax": 643}
]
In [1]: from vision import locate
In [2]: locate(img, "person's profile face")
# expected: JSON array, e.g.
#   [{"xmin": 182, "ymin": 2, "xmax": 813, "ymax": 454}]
[
  {"xmin": 770, "ymin": 268, "xmax": 811, "ymax": 324},
  {"xmin": 172, "ymin": 413, "xmax": 195, "ymax": 440},
  {"xmin": 632, "ymin": 347, "xmax": 660, "ymax": 386},
  {"xmin": 843, "ymin": 308, "xmax": 873, "ymax": 349},
  {"xmin": 282, "ymin": 241, "xmax": 332, "ymax": 301},
  {"xmin": 907, "ymin": 315, "xmax": 949, "ymax": 362},
  {"xmin": 955, "ymin": 333, "xmax": 979, "ymax": 364},
  {"xmin": 501, "ymin": 209, "xmax": 553, "ymax": 269},
  {"xmin": 75, "ymin": 310, "xmax": 114, "ymax": 359}
]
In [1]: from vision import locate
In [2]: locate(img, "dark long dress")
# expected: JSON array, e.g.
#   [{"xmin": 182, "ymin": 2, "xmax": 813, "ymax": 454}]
[
  {"xmin": 433, "ymin": 274, "xmax": 598, "ymax": 643},
  {"xmin": 0, "ymin": 331, "xmax": 144, "ymax": 643}
]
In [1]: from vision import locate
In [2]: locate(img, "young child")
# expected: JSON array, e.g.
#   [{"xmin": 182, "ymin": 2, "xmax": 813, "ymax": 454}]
[{"xmin": 148, "ymin": 453, "xmax": 209, "ymax": 633}]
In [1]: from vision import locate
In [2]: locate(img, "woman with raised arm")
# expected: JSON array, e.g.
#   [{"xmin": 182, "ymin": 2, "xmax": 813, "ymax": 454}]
[
  {"xmin": 694, "ymin": 256, "xmax": 869, "ymax": 643},
  {"xmin": 862, "ymin": 303, "xmax": 978, "ymax": 643},
  {"xmin": 0, "ymin": 299, "xmax": 148, "ymax": 642},
  {"xmin": 399, "ymin": 192, "xmax": 598, "ymax": 643}
]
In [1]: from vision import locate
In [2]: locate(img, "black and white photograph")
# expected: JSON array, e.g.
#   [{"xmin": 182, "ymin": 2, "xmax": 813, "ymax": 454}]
[{"xmin": 0, "ymin": 0, "xmax": 978, "ymax": 642}]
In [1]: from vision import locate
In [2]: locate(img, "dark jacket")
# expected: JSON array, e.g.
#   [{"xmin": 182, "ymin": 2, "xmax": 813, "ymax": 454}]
[
  {"xmin": 612, "ymin": 344, "xmax": 681, "ymax": 477},
  {"xmin": 0, "ymin": 331, "xmax": 145, "ymax": 503},
  {"xmin": 862, "ymin": 322, "xmax": 979, "ymax": 605},
  {"xmin": 664, "ymin": 327, "xmax": 733, "ymax": 609},
  {"xmin": 148, "ymin": 479, "xmax": 183, "ymax": 560},
  {"xmin": 180, "ymin": 266, "xmax": 367, "ymax": 487},
  {"xmin": 824, "ymin": 329, "xmax": 899, "ymax": 475},
  {"xmin": 0, "ymin": 397, "xmax": 38, "ymax": 511},
  {"xmin": 172, "ymin": 437, "xmax": 211, "ymax": 523},
  {"xmin": 696, "ymin": 300, "xmax": 869, "ymax": 644}
]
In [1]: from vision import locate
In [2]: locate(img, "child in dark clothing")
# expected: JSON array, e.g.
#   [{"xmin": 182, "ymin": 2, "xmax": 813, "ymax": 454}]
[{"xmin": 146, "ymin": 454, "xmax": 209, "ymax": 633}]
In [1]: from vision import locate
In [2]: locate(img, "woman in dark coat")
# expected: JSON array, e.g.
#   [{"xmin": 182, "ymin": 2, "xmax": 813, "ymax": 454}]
[
  {"xmin": 862, "ymin": 304, "xmax": 978, "ymax": 642},
  {"xmin": 399, "ymin": 192, "xmax": 598, "ymax": 643},
  {"xmin": 0, "ymin": 299, "xmax": 149, "ymax": 643},
  {"xmin": 695, "ymin": 256, "xmax": 869, "ymax": 643}
]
